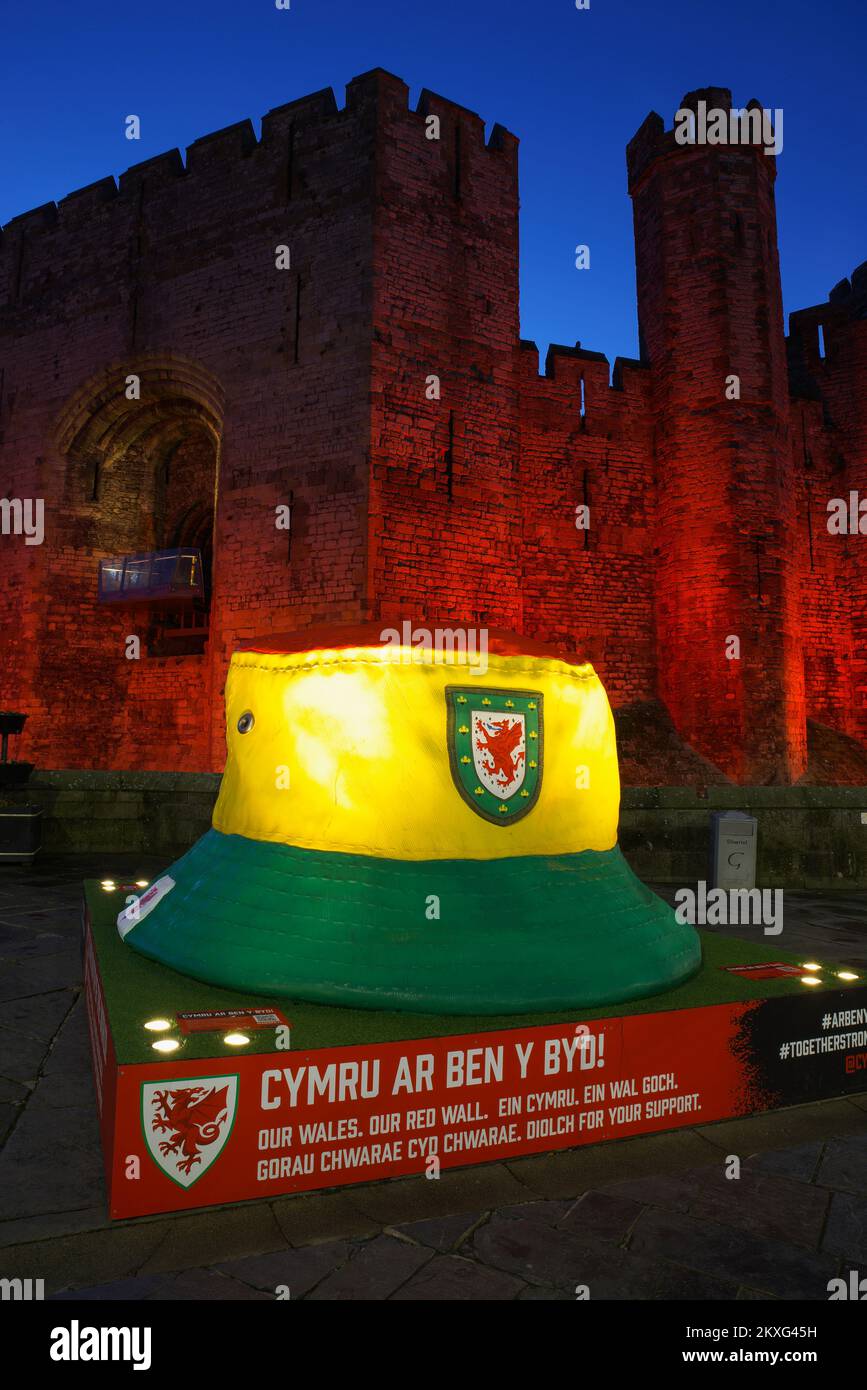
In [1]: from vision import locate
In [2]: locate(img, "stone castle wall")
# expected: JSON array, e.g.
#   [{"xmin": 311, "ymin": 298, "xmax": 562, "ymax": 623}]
[{"xmin": 1, "ymin": 73, "xmax": 865, "ymax": 784}]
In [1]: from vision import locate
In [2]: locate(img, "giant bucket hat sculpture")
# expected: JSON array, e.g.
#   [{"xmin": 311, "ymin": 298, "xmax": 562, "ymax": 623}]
[{"xmin": 118, "ymin": 625, "xmax": 701, "ymax": 1014}]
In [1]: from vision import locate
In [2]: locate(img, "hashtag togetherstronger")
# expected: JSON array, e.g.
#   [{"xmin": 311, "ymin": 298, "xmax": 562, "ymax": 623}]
[{"xmin": 779, "ymin": 1030, "xmax": 867, "ymax": 1060}]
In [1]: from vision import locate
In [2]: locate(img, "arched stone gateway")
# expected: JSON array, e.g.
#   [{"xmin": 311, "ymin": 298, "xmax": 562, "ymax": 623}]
[
  {"xmin": 2, "ymin": 356, "xmax": 228, "ymax": 770},
  {"xmin": 58, "ymin": 357, "xmax": 222, "ymax": 528},
  {"xmin": 55, "ymin": 356, "xmax": 224, "ymax": 662}
]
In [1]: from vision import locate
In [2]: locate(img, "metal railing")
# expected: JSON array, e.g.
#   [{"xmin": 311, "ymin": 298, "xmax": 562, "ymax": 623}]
[{"xmin": 97, "ymin": 548, "xmax": 205, "ymax": 605}]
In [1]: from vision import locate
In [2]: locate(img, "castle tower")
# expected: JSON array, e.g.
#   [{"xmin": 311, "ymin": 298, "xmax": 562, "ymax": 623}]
[
  {"xmin": 788, "ymin": 267, "xmax": 867, "ymax": 750},
  {"xmin": 628, "ymin": 88, "xmax": 806, "ymax": 783},
  {"xmin": 363, "ymin": 70, "xmax": 523, "ymax": 631}
]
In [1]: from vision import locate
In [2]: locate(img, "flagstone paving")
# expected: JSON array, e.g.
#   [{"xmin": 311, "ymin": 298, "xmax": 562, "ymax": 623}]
[{"xmin": 1, "ymin": 853, "xmax": 866, "ymax": 1301}]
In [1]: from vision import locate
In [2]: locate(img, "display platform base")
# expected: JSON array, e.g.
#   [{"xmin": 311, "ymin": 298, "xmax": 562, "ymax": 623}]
[{"xmin": 81, "ymin": 881, "xmax": 867, "ymax": 1220}]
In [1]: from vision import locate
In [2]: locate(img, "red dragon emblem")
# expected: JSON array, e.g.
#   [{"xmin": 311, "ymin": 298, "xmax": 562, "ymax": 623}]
[
  {"xmin": 475, "ymin": 717, "xmax": 525, "ymax": 789},
  {"xmin": 149, "ymin": 1084, "xmax": 231, "ymax": 1177}
]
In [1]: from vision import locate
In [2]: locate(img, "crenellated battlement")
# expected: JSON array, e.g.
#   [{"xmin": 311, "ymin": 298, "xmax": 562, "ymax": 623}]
[
  {"xmin": 0, "ymin": 98, "xmax": 337, "ymax": 271},
  {"xmin": 626, "ymin": 87, "xmax": 778, "ymax": 192},
  {"xmin": 516, "ymin": 340, "xmax": 651, "ymax": 427},
  {"xmin": 117, "ymin": 150, "xmax": 185, "ymax": 195},
  {"xmin": 518, "ymin": 340, "xmax": 607, "ymax": 381},
  {"xmin": 2, "ymin": 201, "xmax": 59, "ymax": 236},
  {"xmin": 415, "ymin": 86, "xmax": 516, "ymax": 156},
  {"xmin": 787, "ymin": 261, "xmax": 867, "ymax": 401},
  {"xmin": 186, "ymin": 119, "xmax": 258, "ymax": 171},
  {"xmin": 58, "ymin": 176, "xmax": 120, "ymax": 220},
  {"xmin": 260, "ymin": 87, "xmax": 339, "ymax": 143},
  {"xmin": 829, "ymin": 261, "xmax": 867, "ymax": 319},
  {"xmin": 0, "ymin": 69, "xmax": 517, "ymax": 318}
]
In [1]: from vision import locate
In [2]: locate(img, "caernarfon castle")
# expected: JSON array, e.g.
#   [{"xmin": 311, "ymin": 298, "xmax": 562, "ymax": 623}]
[{"xmin": 1, "ymin": 73, "xmax": 865, "ymax": 785}]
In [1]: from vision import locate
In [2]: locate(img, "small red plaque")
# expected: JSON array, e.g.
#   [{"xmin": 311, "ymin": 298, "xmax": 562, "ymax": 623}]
[
  {"xmin": 723, "ymin": 962, "xmax": 809, "ymax": 980},
  {"xmin": 176, "ymin": 1008, "xmax": 290, "ymax": 1035}
]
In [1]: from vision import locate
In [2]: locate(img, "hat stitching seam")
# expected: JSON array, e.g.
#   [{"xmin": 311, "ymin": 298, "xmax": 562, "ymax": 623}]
[{"xmin": 229, "ymin": 656, "xmax": 598, "ymax": 681}]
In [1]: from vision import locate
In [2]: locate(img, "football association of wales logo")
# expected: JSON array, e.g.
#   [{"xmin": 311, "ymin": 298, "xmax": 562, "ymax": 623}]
[
  {"xmin": 445, "ymin": 687, "xmax": 543, "ymax": 823},
  {"xmin": 141, "ymin": 1076, "xmax": 238, "ymax": 1188}
]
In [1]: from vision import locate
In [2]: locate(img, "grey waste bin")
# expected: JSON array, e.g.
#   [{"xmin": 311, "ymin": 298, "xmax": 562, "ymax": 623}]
[{"xmin": 710, "ymin": 810, "xmax": 757, "ymax": 890}]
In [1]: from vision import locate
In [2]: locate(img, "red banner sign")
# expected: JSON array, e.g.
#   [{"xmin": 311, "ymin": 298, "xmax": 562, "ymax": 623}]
[
  {"xmin": 82, "ymin": 912, "xmax": 867, "ymax": 1220},
  {"xmin": 104, "ymin": 1002, "xmax": 753, "ymax": 1217}
]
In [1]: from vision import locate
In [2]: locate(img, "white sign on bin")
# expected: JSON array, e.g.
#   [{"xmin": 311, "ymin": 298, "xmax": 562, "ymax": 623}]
[{"xmin": 710, "ymin": 811, "xmax": 757, "ymax": 890}]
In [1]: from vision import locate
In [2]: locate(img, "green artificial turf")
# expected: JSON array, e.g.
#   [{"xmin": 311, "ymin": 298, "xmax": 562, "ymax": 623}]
[{"xmin": 85, "ymin": 880, "xmax": 861, "ymax": 1066}]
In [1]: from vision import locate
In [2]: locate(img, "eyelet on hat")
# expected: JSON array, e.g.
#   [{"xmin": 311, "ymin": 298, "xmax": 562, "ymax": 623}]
[{"xmin": 237, "ymin": 711, "xmax": 255, "ymax": 734}]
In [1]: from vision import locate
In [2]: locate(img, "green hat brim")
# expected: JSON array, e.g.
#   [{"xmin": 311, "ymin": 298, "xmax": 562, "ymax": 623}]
[{"xmin": 120, "ymin": 830, "xmax": 701, "ymax": 1015}]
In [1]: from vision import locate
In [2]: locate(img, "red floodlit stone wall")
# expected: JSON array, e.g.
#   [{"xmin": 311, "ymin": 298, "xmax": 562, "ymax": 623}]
[
  {"xmin": 627, "ymin": 90, "xmax": 805, "ymax": 784},
  {"xmin": 368, "ymin": 74, "xmax": 523, "ymax": 632},
  {"xmin": 1, "ymin": 74, "xmax": 865, "ymax": 782},
  {"xmin": 788, "ymin": 284, "xmax": 867, "ymax": 750},
  {"xmin": 516, "ymin": 348, "xmax": 657, "ymax": 705}
]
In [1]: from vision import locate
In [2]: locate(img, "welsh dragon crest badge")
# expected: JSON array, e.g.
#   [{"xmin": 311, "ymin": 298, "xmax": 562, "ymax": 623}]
[
  {"xmin": 445, "ymin": 687, "xmax": 543, "ymax": 823},
  {"xmin": 141, "ymin": 1076, "xmax": 238, "ymax": 1187}
]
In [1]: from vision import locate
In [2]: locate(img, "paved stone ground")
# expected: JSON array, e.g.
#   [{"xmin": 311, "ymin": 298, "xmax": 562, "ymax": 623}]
[{"xmin": 1, "ymin": 854, "xmax": 866, "ymax": 1301}]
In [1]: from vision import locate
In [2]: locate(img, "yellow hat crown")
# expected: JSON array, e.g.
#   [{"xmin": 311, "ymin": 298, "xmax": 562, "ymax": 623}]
[{"xmin": 213, "ymin": 639, "xmax": 620, "ymax": 861}]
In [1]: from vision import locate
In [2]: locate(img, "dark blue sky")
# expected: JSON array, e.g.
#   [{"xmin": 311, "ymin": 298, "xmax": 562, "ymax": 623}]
[{"xmin": 3, "ymin": 0, "xmax": 864, "ymax": 366}]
